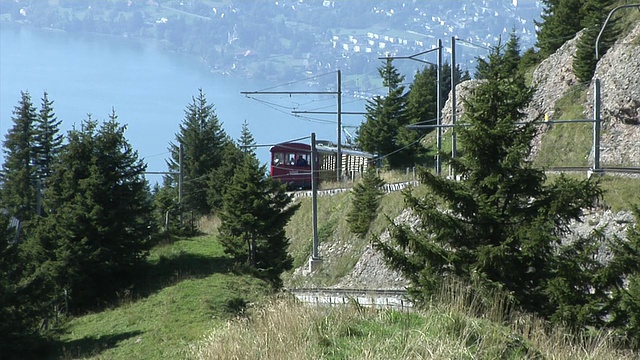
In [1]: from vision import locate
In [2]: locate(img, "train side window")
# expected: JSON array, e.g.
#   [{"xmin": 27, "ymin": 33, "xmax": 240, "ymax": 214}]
[
  {"xmin": 288, "ymin": 154, "xmax": 296, "ymax": 165},
  {"xmin": 273, "ymin": 152, "xmax": 285, "ymax": 165}
]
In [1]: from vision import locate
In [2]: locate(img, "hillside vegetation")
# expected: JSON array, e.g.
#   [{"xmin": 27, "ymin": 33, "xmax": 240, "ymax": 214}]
[
  {"xmin": 51, "ymin": 235, "xmax": 271, "ymax": 359},
  {"xmin": 56, "ymin": 230, "xmax": 638, "ymax": 360}
]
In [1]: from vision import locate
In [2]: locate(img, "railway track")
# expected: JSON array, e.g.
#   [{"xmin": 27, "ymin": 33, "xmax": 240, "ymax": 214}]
[
  {"xmin": 289, "ymin": 166, "xmax": 640, "ymax": 198},
  {"xmin": 547, "ymin": 166, "xmax": 640, "ymax": 174},
  {"xmin": 288, "ymin": 287, "xmax": 413, "ymax": 311}
]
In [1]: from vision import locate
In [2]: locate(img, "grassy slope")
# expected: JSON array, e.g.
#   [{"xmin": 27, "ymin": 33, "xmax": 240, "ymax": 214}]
[
  {"xmin": 190, "ymin": 282, "xmax": 636, "ymax": 360},
  {"xmin": 53, "ymin": 236, "xmax": 271, "ymax": 360}
]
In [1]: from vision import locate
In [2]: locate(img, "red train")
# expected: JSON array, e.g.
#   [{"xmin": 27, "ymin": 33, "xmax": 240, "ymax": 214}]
[{"xmin": 269, "ymin": 141, "xmax": 375, "ymax": 189}]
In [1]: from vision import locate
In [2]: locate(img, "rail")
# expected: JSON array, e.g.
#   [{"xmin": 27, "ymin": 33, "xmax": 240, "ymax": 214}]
[
  {"xmin": 289, "ymin": 167, "xmax": 640, "ymax": 198},
  {"xmin": 547, "ymin": 166, "xmax": 640, "ymax": 174},
  {"xmin": 288, "ymin": 287, "xmax": 413, "ymax": 311}
]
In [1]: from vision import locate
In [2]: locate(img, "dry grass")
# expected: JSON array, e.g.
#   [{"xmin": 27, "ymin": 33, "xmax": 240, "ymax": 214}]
[
  {"xmin": 197, "ymin": 214, "xmax": 221, "ymax": 235},
  {"xmin": 188, "ymin": 280, "xmax": 636, "ymax": 360}
]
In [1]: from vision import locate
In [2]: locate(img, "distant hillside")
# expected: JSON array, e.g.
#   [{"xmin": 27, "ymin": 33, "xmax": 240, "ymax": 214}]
[{"xmin": 0, "ymin": 0, "xmax": 543, "ymax": 92}]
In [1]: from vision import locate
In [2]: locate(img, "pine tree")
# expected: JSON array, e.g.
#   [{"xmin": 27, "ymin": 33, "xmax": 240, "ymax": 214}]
[
  {"xmin": 346, "ymin": 167, "xmax": 385, "ymax": 237},
  {"xmin": 1, "ymin": 91, "xmax": 38, "ymax": 222},
  {"xmin": 573, "ymin": 0, "xmax": 619, "ymax": 83},
  {"xmin": 207, "ymin": 140, "xmax": 244, "ymax": 211},
  {"xmin": 357, "ymin": 60, "xmax": 408, "ymax": 168},
  {"xmin": 218, "ymin": 154, "xmax": 299, "ymax": 289},
  {"xmin": 400, "ymin": 64, "xmax": 437, "ymax": 165},
  {"xmin": 598, "ymin": 205, "xmax": 640, "ymax": 347},
  {"xmin": 204, "ymin": 120, "xmax": 256, "ymax": 211},
  {"xmin": 378, "ymin": 58, "xmax": 405, "ymax": 92},
  {"xmin": 0, "ymin": 215, "xmax": 43, "ymax": 357},
  {"xmin": 166, "ymin": 89, "xmax": 228, "ymax": 215},
  {"xmin": 535, "ymin": 0, "xmax": 586, "ymax": 57},
  {"xmin": 33, "ymin": 91, "xmax": 63, "ymax": 181},
  {"xmin": 475, "ymin": 33, "xmax": 521, "ymax": 80},
  {"xmin": 238, "ymin": 119, "xmax": 256, "ymax": 155},
  {"xmin": 26, "ymin": 113, "xmax": 153, "ymax": 310},
  {"xmin": 374, "ymin": 44, "xmax": 604, "ymax": 323}
]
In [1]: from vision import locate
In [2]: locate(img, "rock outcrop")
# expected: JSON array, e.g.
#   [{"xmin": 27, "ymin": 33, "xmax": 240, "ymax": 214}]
[
  {"xmin": 586, "ymin": 23, "xmax": 640, "ymax": 166},
  {"xmin": 441, "ymin": 23, "xmax": 640, "ymax": 166}
]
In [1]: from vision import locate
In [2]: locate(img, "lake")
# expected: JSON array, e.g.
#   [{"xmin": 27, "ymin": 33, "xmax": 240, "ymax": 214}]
[{"xmin": 0, "ymin": 24, "xmax": 366, "ymax": 182}]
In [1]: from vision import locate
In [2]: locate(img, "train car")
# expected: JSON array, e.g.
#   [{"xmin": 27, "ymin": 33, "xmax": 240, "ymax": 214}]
[
  {"xmin": 270, "ymin": 142, "xmax": 315, "ymax": 190},
  {"xmin": 270, "ymin": 141, "xmax": 375, "ymax": 189}
]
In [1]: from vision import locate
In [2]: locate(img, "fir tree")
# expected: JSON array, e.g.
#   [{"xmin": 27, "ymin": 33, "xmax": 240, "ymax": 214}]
[
  {"xmin": 0, "ymin": 215, "xmax": 43, "ymax": 357},
  {"xmin": 475, "ymin": 33, "xmax": 521, "ymax": 80},
  {"xmin": 238, "ymin": 119, "xmax": 256, "ymax": 155},
  {"xmin": 573, "ymin": 0, "xmax": 619, "ymax": 83},
  {"xmin": 346, "ymin": 167, "xmax": 385, "ymax": 237},
  {"xmin": 374, "ymin": 44, "xmax": 604, "ymax": 324},
  {"xmin": 600, "ymin": 205, "xmax": 640, "ymax": 348},
  {"xmin": 400, "ymin": 64, "xmax": 437, "ymax": 166},
  {"xmin": 166, "ymin": 89, "xmax": 228, "ymax": 215},
  {"xmin": 357, "ymin": 60, "xmax": 408, "ymax": 168},
  {"xmin": 378, "ymin": 58, "xmax": 405, "ymax": 92},
  {"xmin": 535, "ymin": 0, "xmax": 586, "ymax": 57},
  {"xmin": 26, "ymin": 113, "xmax": 153, "ymax": 310},
  {"xmin": 218, "ymin": 154, "xmax": 299, "ymax": 289},
  {"xmin": 1, "ymin": 91, "xmax": 38, "ymax": 222},
  {"xmin": 207, "ymin": 120, "xmax": 256, "ymax": 211},
  {"xmin": 33, "ymin": 91, "xmax": 63, "ymax": 181},
  {"xmin": 207, "ymin": 140, "xmax": 244, "ymax": 211}
]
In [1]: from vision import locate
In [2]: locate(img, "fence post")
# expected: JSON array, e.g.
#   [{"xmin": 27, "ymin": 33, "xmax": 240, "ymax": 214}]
[{"xmin": 592, "ymin": 79, "xmax": 602, "ymax": 174}]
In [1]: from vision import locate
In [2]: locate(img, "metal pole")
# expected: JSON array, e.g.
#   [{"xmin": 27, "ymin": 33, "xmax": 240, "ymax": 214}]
[
  {"xmin": 311, "ymin": 132, "xmax": 319, "ymax": 260},
  {"xmin": 178, "ymin": 143, "xmax": 184, "ymax": 226},
  {"xmin": 451, "ymin": 36, "xmax": 457, "ymax": 178},
  {"xmin": 436, "ymin": 39, "xmax": 442, "ymax": 176},
  {"xmin": 596, "ymin": 4, "xmax": 640, "ymax": 60},
  {"xmin": 337, "ymin": 70, "xmax": 342, "ymax": 182},
  {"xmin": 593, "ymin": 79, "xmax": 601, "ymax": 172}
]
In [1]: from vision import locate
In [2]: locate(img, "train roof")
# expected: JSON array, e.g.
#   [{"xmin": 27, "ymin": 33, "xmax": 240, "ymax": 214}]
[
  {"xmin": 315, "ymin": 143, "xmax": 375, "ymax": 158},
  {"xmin": 270, "ymin": 141, "xmax": 375, "ymax": 159}
]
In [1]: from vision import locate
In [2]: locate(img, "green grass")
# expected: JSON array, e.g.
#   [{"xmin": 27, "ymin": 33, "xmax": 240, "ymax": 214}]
[
  {"xmin": 52, "ymin": 236, "xmax": 271, "ymax": 360},
  {"xmin": 284, "ymin": 179, "xmax": 428, "ymax": 288},
  {"xmin": 599, "ymin": 176, "xmax": 640, "ymax": 212},
  {"xmin": 535, "ymin": 85, "xmax": 592, "ymax": 167},
  {"xmin": 284, "ymin": 191, "xmax": 365, "ymax": 286},
  {"xmin": 189, "ymin": 280, "xmax": 635, "ymax": 360}
]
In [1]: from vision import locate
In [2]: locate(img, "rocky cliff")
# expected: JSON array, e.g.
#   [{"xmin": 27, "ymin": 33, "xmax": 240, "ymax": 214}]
[{"xmin": 441, "ymin": 23, "xmax": 640, "ymax": 166}]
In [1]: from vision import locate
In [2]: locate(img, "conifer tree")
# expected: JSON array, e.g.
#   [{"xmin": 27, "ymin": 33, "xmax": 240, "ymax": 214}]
[
  {"xmin": 166, "ymin": 89, "xmax": 228, "ymax": 215},
  {"xmin": 357, "ymin": 60, "xmax": 408, "ymax": 168},
  {"xmin": 238, "ymin": 119, "xmax": 256, "ymax": 155},
  {"xmin": 378, "ymin": 58, "xmax": 405, "ymax": 92},
  {"xmin": 1, "ymin": 91, "xmax": 38, "ymax": 222},
  {"xmin": 573, "ymin": 0, "xmax": 619, "ymax": 83},
  {"xmin": 0, "ymin": 215, "xmax": 40, "ymax": 357},
  {"xmin": 207, "ymin": 140, "xmax": 244, "ymax": 211},
  {"xmin": 476, "ymin": 33, "xmax": 521, "ymax": 80},
  {"xmin": 33, "ymin": 91, "xmax": 63, "ymax": 181},
  {"xmin": 218, "ymin": 154, "xmax": 298, "ymax": 289},
  {"xmin": 346, "ymin": 167, "xmax": 385, "ymax": 237},
  {"xmin": 400, "ymin": 65, "xmax": 437, "ymax": 165},
  {"xmin": 374, "ymin": 43, "xmax": 604, "ymax": 323},
  {"xmin": 535, "ymin": 0, "xmax": 586, "ymax": 57},
  {"xmin": 26, "ymin": 113, "xmax": 153, "ymax": 310}
]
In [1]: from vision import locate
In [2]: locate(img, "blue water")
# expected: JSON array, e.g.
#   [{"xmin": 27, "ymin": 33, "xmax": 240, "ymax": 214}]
[{"xmin": 0, "ymin": 24, "xmax": 365, "ymax": 182}]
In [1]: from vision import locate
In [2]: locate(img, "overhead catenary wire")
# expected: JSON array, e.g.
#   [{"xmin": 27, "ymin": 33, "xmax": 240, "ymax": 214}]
[{"xmin": 253, "ymin": 71, "xmax": 339, "ymax": 92}]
